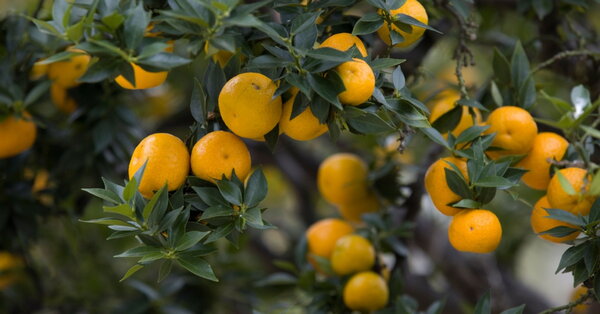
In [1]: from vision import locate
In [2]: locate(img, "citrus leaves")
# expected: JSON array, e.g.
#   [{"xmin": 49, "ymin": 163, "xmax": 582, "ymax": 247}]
[{"xmin": 83, "ymin": 166, "xmax": 271, "ymax": 282}]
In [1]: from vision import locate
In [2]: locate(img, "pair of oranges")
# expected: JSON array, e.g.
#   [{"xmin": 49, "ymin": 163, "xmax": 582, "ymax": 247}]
[{"xmin": 128, "ymin": 131, "xmax": 251, "ymax": 198}]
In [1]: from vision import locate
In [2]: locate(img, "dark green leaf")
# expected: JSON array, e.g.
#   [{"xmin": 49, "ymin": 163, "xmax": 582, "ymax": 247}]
[
  {"xmin": 539, "ymin": 226, "xmax": 579, "ymax": 238},
  {"xmin": 444, "ymin": 168, "xmax": 472, "ymax": 199},
  {"xmin": 175, "ymin": 231, "xmax": 210, "ymax": 251},
  {"xmin": 308, "ymin": 73, "xmax": 342, "ymax": 109},
  {"xmin": 556, "ymin": 243, "xmax": 588, "ymax": 273},
  {"xmin": 119, "ymin": 264, "xmax": 144, "ymax": 282},
  {"xmin": 473, "ymin": 291, "xmax": 491, "ymax": 314},
  {"xmin": 83, "ymin": 188, "xmax": 121, "ymax": 204},
  {"xmin": 244, "ymin": 169, "xmax": 268, "ymax": 208},
  {"xmin": 500, "ymin": 304, "xmax": 525, "ymax": 314},
  {"xmin": 199, "ymin": 205, "xmax": 235, "ymax": 220},
  {"xmin": 177, "ymin": 256, "xmax": 218, "ymax": 281},
  {"xmin": 352, "ymin": 13, "xmax": 384, "ymax": 35},
  {"xmin": 544, "ymin": 208, "xmax": 586, "ymax": 227},
  {"xmin": 421, "ymin": 127, "xmax": 450, "ymax": 149}
]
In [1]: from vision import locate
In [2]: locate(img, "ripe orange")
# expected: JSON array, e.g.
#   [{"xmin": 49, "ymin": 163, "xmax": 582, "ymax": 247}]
[
  {"xmin": 337, "ymin": 190, "xmax": 380, "ymax": 223},
  {"xmin": 29, "ymin": 60, "xmax": 48, "ymax": 80},
  {"xmin": 517, "ymin": 132, "xmax": 569, "ymax": 190},
  {"xmin": 218, "ymin": 72, "xmax": 282, "ymax": 139},
  {"xmin": 47, "ymin": 48, "xmax": 91, "ymax": 88},
  {"xmin": 448, "ymin": 209, "xmax": 502, "ymax": 253},
  {"xmin": 320, "ymin": 33, "xmax": 368, "ymax": 57},
  {"xmin": 203, "ymin": 42, "xmax": 234, "ymax": 68},
  {"xmin": 279, "ymin": 88, "xmax": 328, "ymax": 141},
  {"xmin": 0, "ymin": 113, "xmax": 37, "ymax": 159},
  {"xmin": 343, "ymin": 271, "xmax": 389, "ymax": 311},
  {"xmin": 306, "ymin": 218, "xmax": 354, "ymax": 259},
  {"xmin": 128, "ymin": 133, "xmax": 190, "ymax": 198},
  {"xmin": 547, "ymin": 168, "xmax": 595, "ymax": 216},
  {"xmin": 424, "ymin": 157, "xmax": 468, "ymax": 216},
  {"xmin": 0, "ymin": 252, "xmax": 23, "ymax": 290},
  {"xmin": 484, "ymin": 106, "xmax": 537, "ymax": 159},
  {"xmin": 50, "ymin": 84, "xmax": 77, "ymax": 113},
  {"xmin": 191, "ymin": 131, "xmax": 252, "ymax": 183},
  {"xmin": 530, "ymin": 196, "xmax": 579, "ymax": 243},
  {"xmin": 115, "ymin": 63, "xmax": 168, "ymax": 90},
  {"xmin": 336, "ymin": 58, "xmax": 375, "ymax": 106},
  {"xmin": 317, "ymin": 153, "xmax": 369, "ymax": 205},
  {"xmin": 428, "ymin": 90, "xmax": 481, "ymax": 138},
  {"xmin": 377, "ymin": 0, "xmax": 429, "ymax": 48},
  {"xmin": 331, "ymin": 235, "xmax": 375, "ymax": 275}
]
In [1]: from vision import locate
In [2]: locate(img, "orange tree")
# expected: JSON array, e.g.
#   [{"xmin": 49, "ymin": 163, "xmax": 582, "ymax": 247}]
[{"xmin": 1, "ymin": 0, "xmax": 600, "ymax": 312}]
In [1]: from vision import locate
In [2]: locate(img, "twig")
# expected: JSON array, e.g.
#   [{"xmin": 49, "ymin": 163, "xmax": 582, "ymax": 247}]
[
  {"xmin": 443, "ymin": 0, "xmax": 478, "ymax": 100},
  {"xmin": 532, "ymin": 50, "xmax": 600, "ymax": 73},
  {"xmin": 538, "ymin": 288, "xmax": 593, "ymax": 314},
  {"xmin": 547, "ymin": 158, "xmax": 585, "ymax": 169}
]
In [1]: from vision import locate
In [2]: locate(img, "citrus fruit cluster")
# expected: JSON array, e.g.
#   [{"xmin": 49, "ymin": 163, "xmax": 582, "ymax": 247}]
[
  {"xmin": 128, "ymin": 130, "xmax": 251, "ymax": 198},
  {"xmin": 306, "ymin": 219, "xmax": 388, "ymax": 312},
  {"xmin": 301, "ymin": 153, "xmax": 388, "ymax": 311}
]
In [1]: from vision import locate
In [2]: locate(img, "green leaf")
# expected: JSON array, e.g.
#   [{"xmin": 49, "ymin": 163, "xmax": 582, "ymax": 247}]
[
  {"xmin": 101, "ymin": 12, "xmax": 125, "ymax": 30},
  {"xmin": 474, "ymin": 176, "xmax": 514, "ymax": 189},
  {"xmin": 243, "ymin": 207, "xmax": 266, "ymax": 229},
  {"xmin": 352, "ymin": 13, "xmax": 384, "ymax": 35},
  {"xmin": 192, "ymin": 187, "xmax": 228, "ymax": 206},
  {"xmin": 588, "ymin": 198, "xmax": 600, "ymax": 223},
  {"xmin": 79, "ymin": 218, "xmax": 133, "ymax": 227},
  {"xmin": 544, "ymin": 208, "xmax": 586, "ymax": 227},
  {"xmin": 119, "ymin": 264, "xmax": 144, "ymax": 282},
  {"xmin": 500, "ymin": 304, "xmax": 525, "ymax": 314},
  {"xmin": 473, "ymin": 291, "xmax": 491, "ymax": 314},
  {"xmin": 539, "ymin": 226, "xmax": 580, "ymax": 238},
  {"xmin": 490, "ymin": 81, "xmax": 503, "ymax": 107},
  {"xmin": 157, "ymin": 260, "xmax": 173, "ymax": 283},
  {"xmin": 306, "ymin": 47, "xmax": 351, "ymax": 62},
  {"xmin": 369, "ymin": 58, "xmax": 405, "ymax": 70},
  {"xmin": 392, "ymin": 66, "xmax": 405, "ymax": 91},
  {"xmin": 346, "ymin": 111, "xmax": 394, "ymax": 134},
  {"xmin": 556, "ymin": 243, "xmax": 588, "ymax": 273},
  {"xmin": 123, "ymin": 4, "xmax": 150, "ymax": 50},
  {"xmin": 142, "ymin": 187, "xmax": 163, "ymax": 221},
  {"xmin": 206, "ymin": 223, "xmax": 235, "ymax": 243},
  {"xmin": 556, "ymin": 170, "xmax": 577, "ymax": 195},
  {"xmin": 580, "ymin": 125, "xmax": 600, "ymax": 140},
  {"xmin": 190, "ymin": 79, "xmax": 207, "ymax": 125},
  {"xmin": 244, "ymin": 169, "xmax": 268, "ymax": 208},
  {"xmin": 216, "ymin": 179, "xmax": 243, "ymax": 206},
  {"xmin": 456, "ymin": 125, "xmax": 489, "ymax": 145},
  {"xmin": 115, "ymin": 246, "xmax": 163, "ymax": 258},
  {"xmin": 199, "ymin": 205, "xmax": 235, "ymax": 220},
  {"xmin": 444, "ymin": 168, "xmax": 472, "ymax": 199},
  {"xmin": 104, "ymin": 204, "xmax": 133, "ymax": 218},
  {"xmin": 66, "ymin": 19, "xmax": 85, "ymax": 42},
  {"xmin": 493, "ymin": 48, "xmax": 511, "ymax": 85},
  {"xmin": 83, "ymin": 188, "xmax": 121, "ymax": 204},
  {"xmin": 177, "ymin": 256, "xmax": 218, "ymax": 281},
  {"xmin": 421, "ymin": 127, "xmax": 450, "ymax": 149},
  {"xmin": 451, "ymin": 199, "xmax": 482, "ymax": 209},
  {"xmin": 432, "ymin": 105, "xmax": 462, "ymax": 134},
  {"xmin": 147, "ymin": 185, "xmax": 169, "ymax": 227},
  {"xmin": 456, "ymin": 98, "xmax": 488, "ymax": 111},
  {"xmin": 255, "ymin": 272, "xmax": 297, "ymax": 287},
  {"xmin": 137, "ymin": 53, "xmax": 191, "ymax": 70},
  {"xmin": 291, "ymin": 12, "xmax": 321, "ymax": 35},
  {"xmin": 308, "ymin": 73, "xmax": 342, "ymax": 109},
  {"xmin": 176, "ymin": 231, "xmax": 210, "ymax": 251},
  {"xmin": 123, "ymin": 178, "xmax": 138, "ymax": 202},
  {"xmin": 394, "ymin": 13, "xmax": 442, "ymax": 34}
]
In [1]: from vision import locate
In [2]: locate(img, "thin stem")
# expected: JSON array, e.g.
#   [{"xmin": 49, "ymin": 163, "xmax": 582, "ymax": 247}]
[
  {"xmin": 538, "ymin": 288, "xmax": 593, "ymax": 314},
  {"xmin": 444, "ymin": 0, "xmax": 477, "ymax": 100},
  {"xmin": 532, "ymin": 50, "xmax": 600, "ymax": 73}
]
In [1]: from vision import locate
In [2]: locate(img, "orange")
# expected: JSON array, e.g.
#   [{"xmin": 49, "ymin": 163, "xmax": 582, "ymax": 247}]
[
  {"xmin": 306, "ymin": 218, "xmax": 354, "ymax": 259},
  {"xmin": 377, "ymin": 0, "xmax": 428, "ymax": 48},
  {"xmin": 0, "ymin": 252, "xmax": 23, "ymax": 290},
  {"xmin": 319, "ymin": 33, "xmax": 368, "ymax": 57},
  {"xmin": 115, "ymin": 63, "xmax": 168, "ymax": 90},
  {"xmin": 47, "ymin": 48, "xmax": 91, "ymax": 88},
  {"xmin": 336, "ymin": 58, "xmax": 375, "ymax": 106},
  {"xmin": 204, "ymin": 42, "xmax": 234, "ymax": 68},
  {"xmin": 50, "ymin": 84, "xmax": 77, "ymax": 113},
  {"xmin": 317, "ymin": 153, "xmax": 369, "ymax": 205},
  {"xmin": 571, "ymin": 286, "xmax": 590, "ymax": 314},
  {"xmin": 343, "ymin": 271, "xmax": 389, "ymax": 311},
  {"xmin": 428, "ymin": 90, "xmax": 482, "ymax": 138},
  {"xmin": 337, "ymin": 190, "xmax": 380, "ymax": 223},
  {"xmin": 0, "ymin": 113, "xmax": 37, "ymax": 159},
  {"xmin": 279, "ymin": 88, "xmax": 328, "ymax": 141},
  {"xmin": 448, "ymin": 209, "xmax": 502, "ymax": 253},
  {"xmin": 424, "ymin": 157, "xmax": 468, "ymax": 216},
  {"xmin": 29, "ymin": 60, "xmax": 48, "ymax": 80},
  {"xmin": 530, "ymin": 196, "xmax": 579, "ymax": 243},
  {"xmin": 547, "ymin": 168, "xmax": 595, "ymax": 216},
  {"xmin": 191, "ymin": 130, "xmax": 251, "ymax": 183},
  {"xmin": 128, "ymin": 133, "xmax": 190, "ymax": 198},
  {"xmin": 484, "ymin": 106, "xmax": 537, "ymax": 159},
  {"xmin": 517, "ymin": 132, "xmax": 569, "ymax": 190},
  {"xmin": 218, "ymin": 72, "xmax": 283, "ymax": 139},
  {"xmin": 331, "ymin": 235, "xmax": 375, "ymax": 275}
]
